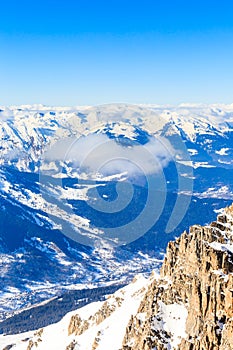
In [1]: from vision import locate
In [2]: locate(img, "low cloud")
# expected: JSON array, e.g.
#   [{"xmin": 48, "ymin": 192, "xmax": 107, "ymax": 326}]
[{"xmin": 45, "ymin": 133, "xmax": 174, "ymax": 178}]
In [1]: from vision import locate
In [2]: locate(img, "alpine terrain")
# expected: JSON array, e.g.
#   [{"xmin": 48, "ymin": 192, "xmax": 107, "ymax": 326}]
[
  {"xmin": 0, "ymin": 203, "xmax": 232, "ymax": 349},
  {"xmin": 0, "ymin": 103, "xmax": 233, "ymax": 347}
]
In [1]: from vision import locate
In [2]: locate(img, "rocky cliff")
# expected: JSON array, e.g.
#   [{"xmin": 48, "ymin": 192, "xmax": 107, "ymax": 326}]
[
  {"xmin": 122, "ymin": 205, "xmax": 233, "ymax": 350},
  {"xmin": 1, "ymin": 205, "xmax": 233, "ymax": 350}
]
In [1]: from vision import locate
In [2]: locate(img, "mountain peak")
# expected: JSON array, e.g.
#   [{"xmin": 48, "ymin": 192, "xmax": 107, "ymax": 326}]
[
  {"xmin": 1, "ymin": 205, "xmax": 233, "ymax": 349},
  {"xmin": 123, "ymin": 205, "xmax": 233, "ymax": 349}
]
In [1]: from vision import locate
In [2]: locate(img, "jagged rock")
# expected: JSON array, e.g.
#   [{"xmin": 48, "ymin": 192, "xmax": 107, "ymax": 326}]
[
  {"xmin": 68, "ymin": 296, "xmax": 123, "ymax": 336},
  {"xmin": 66, "ymin": 340, "xmax": 77, "ymax": 350},
  {"xmin": 68, "ymin": 314, "xmax": 90, "ymax": 336},
  {"xmin": 122, "ymin": 206, "xmax": 233, "ymax": 350},
  {"xmin": 2, "ymin": 206, "xmax": 233, "ymax": 350},
  {"xmin": 26, "ymin": 340, "xmax": 34, "ymax": 350}
]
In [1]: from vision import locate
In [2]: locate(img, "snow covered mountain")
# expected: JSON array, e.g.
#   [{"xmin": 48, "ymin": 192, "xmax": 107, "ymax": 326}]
[
  {"xmin": 1, "ymin": 204, "xmax": 233, "ymax": 349},
  {"xmin": 1, "ymin": 103, "xmax": 233, "ymax": 171},
  {"xmin": 1, "ymin": 103, "xmax": 233, "ymax": 321}
]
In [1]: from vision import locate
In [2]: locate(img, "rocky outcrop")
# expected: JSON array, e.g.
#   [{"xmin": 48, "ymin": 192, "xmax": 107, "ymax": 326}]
[
  {"xmin": 25, "ymin": 329, "xmax": 43, "ymax": 350},
  {"xmin": 2, "ymin": 206, "xmax": 233, "ymax": 350},
  {"xmin": 68, "ymin": 296, "xmax": 123, "ymax": 336},
  {"xmin": 123, "ymin": 205, "xmax": 233, "ymax": 350},
  {"xmin": 65, "ymin": 340, "xmax": 77, "ymax": 350}
]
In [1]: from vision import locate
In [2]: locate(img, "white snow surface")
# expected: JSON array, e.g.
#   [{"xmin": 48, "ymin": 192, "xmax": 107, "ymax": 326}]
[
  {"xmin": 215, "ymin": 148, "xmax": 230, "ymax": 155},
  {"xmin": 209, "ymin": 241, "xmax": 233, "ymax": 254},
  {"xmin": 152, "ymin": 301, "xmax": 188, "ymax": 349},
  {"xmin": 1, "ymin": 103, "xmax": 233, "ymax": 173},
  {"xmin": 0, "ymin": 274, "xmax": 153, "ymax": 350}
]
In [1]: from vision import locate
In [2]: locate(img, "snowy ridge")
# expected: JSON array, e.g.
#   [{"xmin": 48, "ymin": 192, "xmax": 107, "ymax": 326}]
[
  {"xmin": 0, "ymin": 205, "xmax": 233, "ymax": 349},
  {"xmin": 1, "ymin": 103, "xmax": 233, "ymax": 172},
  {"xmin": 0, "ymin": 271, "xmax": 189, "ymax": 350},
  {"xmin": 0, "ymin": 274, "xmax": 153, "ymax": 350},
  {"xmin": 1, "ymin": 103, "xmax": 233, "ymax": 344}
]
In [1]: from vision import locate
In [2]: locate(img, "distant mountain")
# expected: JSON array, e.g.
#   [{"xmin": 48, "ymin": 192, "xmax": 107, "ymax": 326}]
[
  {"xmin": 1, "ymin": 204, "xmax": 232, "ymax": 349},
  {"xmin": 0, "ymin": 103, "xmax": 233, "ymax": 319},
  {"xmin": 1, "ymin": 103, "xmax": 233, "ymax": 172}
]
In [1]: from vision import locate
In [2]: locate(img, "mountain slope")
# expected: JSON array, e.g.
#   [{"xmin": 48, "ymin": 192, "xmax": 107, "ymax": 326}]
[
  {"xmin": 1, "ymin": 204, "xmax": 233, "ymax": 349},
  {"xmin": 1, "ymin": 103, "xmax": 233, "ymax": 322},
  {"xmin": 0, "ymin": 274, "xmax": 152, "ymax": 350},
  {"xmin": 123, "ymin": 205, "xmax": 233, "ymax": 350}
]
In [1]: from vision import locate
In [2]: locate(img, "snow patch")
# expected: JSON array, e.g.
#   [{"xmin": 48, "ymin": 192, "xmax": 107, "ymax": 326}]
[
  {"xmin": 215, "ymin": 148, "xmax": 230, "ymax": 156},
  {"xmin": 152, "ymin": 301, "xmax": 188, "ymax": 349}
]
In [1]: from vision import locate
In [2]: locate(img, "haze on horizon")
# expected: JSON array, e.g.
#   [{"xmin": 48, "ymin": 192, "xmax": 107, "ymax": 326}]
[{"xmin": 1, "ymin": 0, "xmax": 233, "ymax": 106}]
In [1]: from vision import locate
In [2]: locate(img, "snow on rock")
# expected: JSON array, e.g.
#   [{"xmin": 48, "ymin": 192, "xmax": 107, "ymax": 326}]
[
  {"xmin": 209, "ymin": 241, "xmax": 233, "ymax": 254},
  {"xmin": 1, "ymin": 206, "xmax": 233, "ymax": 349},
  {"xmin": 152, "ymin": 301, "xmax": 188, "ymax": 349},
  {"xmin": 0, "ymin": 274, "xmax": 152, "ymax": 350}
]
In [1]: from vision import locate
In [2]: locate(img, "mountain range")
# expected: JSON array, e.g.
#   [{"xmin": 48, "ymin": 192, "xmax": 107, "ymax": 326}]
[
  {"xmin": 1, "ymin": 203, "xmax": 232, "ymax": 349},
  {"xmin": 0, "ymin": 103, "xmax": 233, "ymax": 324}
]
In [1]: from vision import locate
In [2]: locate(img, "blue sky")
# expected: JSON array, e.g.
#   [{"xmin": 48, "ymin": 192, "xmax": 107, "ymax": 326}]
[{"xmin": 1, "ymin": 0, "xmax": 233, "ymax": 106}]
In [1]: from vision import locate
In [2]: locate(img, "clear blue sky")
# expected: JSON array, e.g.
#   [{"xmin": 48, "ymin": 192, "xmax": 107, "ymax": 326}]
[{"xmin": 1, "ymin": 0, "xmax": 233, "ymax": 106}]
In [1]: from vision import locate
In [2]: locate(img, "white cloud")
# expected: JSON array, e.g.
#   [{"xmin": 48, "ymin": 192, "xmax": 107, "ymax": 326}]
[{"xmin": 44, "ymin": 133, "xmax": 173, "ymax": 178}]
